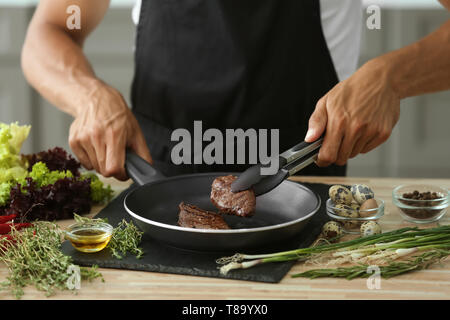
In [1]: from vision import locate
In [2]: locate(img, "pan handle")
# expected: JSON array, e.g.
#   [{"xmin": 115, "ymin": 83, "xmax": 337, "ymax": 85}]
[{"xmin": 125, "ymin": 149, "xmax": 166, "ymax": 186}]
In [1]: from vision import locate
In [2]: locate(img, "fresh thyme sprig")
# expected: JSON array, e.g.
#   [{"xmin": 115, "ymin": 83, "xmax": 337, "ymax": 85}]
[
  {"xmin": 0, "ymin": 214, "xmax": 144, "ymax": 299},
  {"xmin": 0, "ymin": 221, "xmax": 103, "ymax": 299},
  {"xmin": 108, "ymin": 219, "xmax": 144, "ymax": 259},
  {"xmin": 73, "ymin": 212, "xmax": 108, "ymax": 224}
]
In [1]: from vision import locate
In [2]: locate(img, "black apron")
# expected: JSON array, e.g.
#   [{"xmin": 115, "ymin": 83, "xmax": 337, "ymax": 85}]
[{"xmin": 131, "ymin": 0, "xmax": 346, "ymax": 177}]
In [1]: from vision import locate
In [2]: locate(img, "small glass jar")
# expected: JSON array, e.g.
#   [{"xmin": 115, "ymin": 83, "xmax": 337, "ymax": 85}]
[
  {"xmin": 65, "ymin": 221, "xmax": 113, "ymax": 253},
  {"xmin": 392, "ymin": 184, "xmax": 448, "ymax": 224},
  {"xmin": 326, "ymin": 198, "xmax": 384, "ymax": 234}
]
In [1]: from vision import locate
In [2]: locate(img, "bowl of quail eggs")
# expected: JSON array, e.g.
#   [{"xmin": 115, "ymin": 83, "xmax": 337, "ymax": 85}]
[{"xmin": 325, "ymin": 184, "xmax": 384, "ymax": 236}]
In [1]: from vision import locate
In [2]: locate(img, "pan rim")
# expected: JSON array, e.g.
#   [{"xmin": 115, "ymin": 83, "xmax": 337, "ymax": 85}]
[{"xmin": 124, "ymin": 173, "xmax": 321, "ymax": 234}]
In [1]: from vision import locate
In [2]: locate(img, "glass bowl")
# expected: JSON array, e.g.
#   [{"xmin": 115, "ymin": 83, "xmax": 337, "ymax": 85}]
[
  {"xmin": 326, "ymin": 198, "xmax": 385, "ymax": 234},
  {"xmin": 65, "ymin": 221, "xmax": 113, "ymax": 253},
  {"xmin": 392, "ymin": 184, "xmax": 449, "ymax": 224}
]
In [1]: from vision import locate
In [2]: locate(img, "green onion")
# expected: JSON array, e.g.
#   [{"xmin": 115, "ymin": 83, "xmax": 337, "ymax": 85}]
[{"xmin": 217, "ymin": 225, "xmax": 450, "ymax": 277}]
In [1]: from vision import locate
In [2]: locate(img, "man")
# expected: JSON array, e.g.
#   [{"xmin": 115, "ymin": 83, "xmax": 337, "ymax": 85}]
[{"xmin": 21, "ymin": 0, "xmax": 450, "ymax": 180}]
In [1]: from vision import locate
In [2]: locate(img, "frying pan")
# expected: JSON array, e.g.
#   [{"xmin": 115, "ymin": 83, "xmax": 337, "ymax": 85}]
[{"xmin": 123, "ymin": 151, "xmax": 321, "ymax": 252}]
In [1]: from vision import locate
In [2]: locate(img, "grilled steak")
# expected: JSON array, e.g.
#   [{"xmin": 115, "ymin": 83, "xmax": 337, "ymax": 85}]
[
  {"xmin": 210, "ymin": 175, "xmax": 256, "ymax": 217},
  {"xmin": 177, "ymin": 202, "xmax": 230, "ymax": 230}
]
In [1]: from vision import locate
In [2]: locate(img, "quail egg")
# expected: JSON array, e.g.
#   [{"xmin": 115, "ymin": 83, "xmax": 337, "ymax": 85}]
[
  {"xmin": 334, "ymin": 204, "xmax": 353, "ymax": 216},
  {"xmin": 360, "ymin": 221, "xmax": 382, "ymax": 237},
  {"xmin": 351, "ymin": 184, "xmax": 375, "ymax": 204},
  {"xmin": 359, "ymin": 198, "xmax": 378, "ymax": 217},
  {"xmin": 321, "ymin": 221, "xmax": 343, "ymax": 241},
  {"xmin": 334, "ymin": 204, "xmax": 360, "ymax": 229},
  {"xmin": 329, "ymin": 185, "xmax": 353, "ymax": 205},
  {"xmin": 350, "ymin": 202, "xmax": 360, "ymax": 211}
]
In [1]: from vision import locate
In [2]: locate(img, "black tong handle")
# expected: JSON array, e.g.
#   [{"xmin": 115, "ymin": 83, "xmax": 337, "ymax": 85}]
[
  {"xmin": 279, "ymin": 136, "xmax": 323, "ymax": 165},
  {"xmin": 230, "ymin": 136, "xmax": 323, "ymax": 195},
  {"xmin": 124, "ymin": 149, "xmax": 166, "ymax": 186}
]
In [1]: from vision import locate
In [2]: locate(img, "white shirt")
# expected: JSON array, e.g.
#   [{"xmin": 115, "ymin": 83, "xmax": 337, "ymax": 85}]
[
  {"xmin": 319, "ymin": 0, "xmax": 362, "ymax": 81},
  {"xmin": 132, "ymin": 0, "xmax": 362, "ymax": 81}
]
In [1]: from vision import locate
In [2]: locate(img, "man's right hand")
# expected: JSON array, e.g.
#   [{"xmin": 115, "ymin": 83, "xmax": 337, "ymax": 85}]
[{"xmin": 69, "ymin": 83, "xmax": 152, "ymax": 181}]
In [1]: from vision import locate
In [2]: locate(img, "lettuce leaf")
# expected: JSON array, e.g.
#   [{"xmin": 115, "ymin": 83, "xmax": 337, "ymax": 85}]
[
  {"xmin": 81, "ymin": 172, "xmax": 114, "ymax": 203},
  {"xmin": 0, "ymin": 122, "xmax": 113, "ymax": 216},
  {"xmin": 29, "ymin": 161, "xmax": 73, "ymax": 187},
  {"xmin": 0, "ymin": 182, "xmax": 13, "ymax": 206},
  {"xmin": 0, "ymin": 122, "xmax": 31, "ymax": 205},
  {"xmin": 0, "ymin": 122, "xmax": 30, "ymax": 169},
  {"xmin": 5, "ymin": 122, "xmax": 31, "ymax": 155}
]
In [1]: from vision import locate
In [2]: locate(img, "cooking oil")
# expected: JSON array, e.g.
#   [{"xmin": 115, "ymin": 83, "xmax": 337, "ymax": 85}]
[{"xmin": 66, "ymin": 226, "xmax": 112, "ymax": 253}]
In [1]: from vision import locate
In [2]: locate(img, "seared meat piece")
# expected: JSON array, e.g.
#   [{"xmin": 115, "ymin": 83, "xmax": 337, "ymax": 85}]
[
  {"xmin": 177, "ymin": 202, "xmax": 230, "ymax": 230},
  {"xmin": 210, "ymin": 175, "xmax": 256, "ymax": 217}
]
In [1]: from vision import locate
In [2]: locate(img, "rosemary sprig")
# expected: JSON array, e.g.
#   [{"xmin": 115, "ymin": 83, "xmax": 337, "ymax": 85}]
[{"xmin": 292, "ymin": 249, "xmax": 450, "ymax": 279}]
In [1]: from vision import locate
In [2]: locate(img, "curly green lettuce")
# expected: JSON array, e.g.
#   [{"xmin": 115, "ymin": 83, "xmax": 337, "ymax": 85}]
[
  {"xmin": 0, "ymin": 122, "xmax": 113, "ymax": 208},
  {"xmin": 29, "ymin": 161, "xmax": 73, "ymax": 187},
  {"xmin": 0, "ymin": 122, "xmax": 30, "ymax": 169},
  {"xmin": 0, "ymin": 122, "xmax": 31, "ymax": 205},
  {"xmin": 0, "ymin": 182, "xmax": 12, "ymax": 206},
  {"xmin": 81, "ymin": 172, "xmax": 113, "ymax": 203},
  {"xmin": 0, "ymin": 167, "xmax": 28, "ymax": 206}
]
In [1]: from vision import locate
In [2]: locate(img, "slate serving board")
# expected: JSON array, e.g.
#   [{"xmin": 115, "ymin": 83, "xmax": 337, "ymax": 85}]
[{"xmin": 60, "ymin": 182, "xmax": 331, "ymax": 283}]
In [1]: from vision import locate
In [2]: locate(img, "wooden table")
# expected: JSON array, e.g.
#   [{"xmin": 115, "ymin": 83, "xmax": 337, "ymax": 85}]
[{"xmin": 1, "ymin": 176, "xmax": 449, "ymax": 300}]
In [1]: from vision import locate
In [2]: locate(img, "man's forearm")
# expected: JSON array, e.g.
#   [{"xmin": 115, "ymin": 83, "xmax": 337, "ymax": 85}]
[
  {"xmin": 378, "ymin": 19, "xmax": 450, "ymax": 99},
  {"xmin": 21, "ymin": 21, "xmax": 105, "ymax": 118}
]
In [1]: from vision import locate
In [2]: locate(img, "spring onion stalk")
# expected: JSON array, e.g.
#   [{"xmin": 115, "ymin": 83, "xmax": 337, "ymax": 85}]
[
  {"xmin": 217, "ymin": 227, "xmax": 417, "ymax": 265},
  {"xmin": 217, "ymin": 225, "xmax": 450, "ymax": 276}
]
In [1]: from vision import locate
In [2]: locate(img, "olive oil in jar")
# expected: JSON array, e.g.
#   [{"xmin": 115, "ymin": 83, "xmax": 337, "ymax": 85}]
[{"xmin": 65, "ymin": 223, "xmax": 113, "ymax": 253}]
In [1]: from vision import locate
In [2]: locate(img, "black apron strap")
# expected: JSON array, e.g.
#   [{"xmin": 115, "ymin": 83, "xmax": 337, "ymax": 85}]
[{"xmin": 131, "ymin": 0, "xmax": 346, "ymax": 177}]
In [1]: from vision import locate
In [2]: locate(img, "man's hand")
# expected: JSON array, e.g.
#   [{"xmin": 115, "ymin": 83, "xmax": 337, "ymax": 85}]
[
  {"xmin": 305, "ymin": 59, "xmax": 400, "ymax": 166},
  {"xmin": 69, "ymin": 83, "xmax": 152, "ymax": 180},
  {"xmin": 306, "ymin": 8, "xmax": 449, "ymax": 167},
  {"xmin": 22, "ymin": 0, "xmax": 152, "ymax": 180}
]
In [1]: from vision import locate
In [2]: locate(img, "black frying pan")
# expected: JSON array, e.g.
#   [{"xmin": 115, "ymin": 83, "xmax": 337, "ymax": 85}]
[{"xmin": 123, "ymin": 151, "xmax": 321, "ymax": 252}]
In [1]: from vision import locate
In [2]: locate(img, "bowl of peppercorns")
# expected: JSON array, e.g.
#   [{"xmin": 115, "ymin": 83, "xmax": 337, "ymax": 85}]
[{"xmin": 392, "ymin": 184, "xmax": 449, "ymax": 223}]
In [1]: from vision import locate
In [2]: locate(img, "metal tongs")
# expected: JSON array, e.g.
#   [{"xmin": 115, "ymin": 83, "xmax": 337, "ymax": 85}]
[{"xmin": 231, "ymin": 137, "xmax": 323, "ymax": 196}]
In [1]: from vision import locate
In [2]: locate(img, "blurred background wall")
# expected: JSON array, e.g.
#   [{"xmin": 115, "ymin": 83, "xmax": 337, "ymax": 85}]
[{"xmin": 0, "ymin": 0, "xmax": 449, "ymax": 177}]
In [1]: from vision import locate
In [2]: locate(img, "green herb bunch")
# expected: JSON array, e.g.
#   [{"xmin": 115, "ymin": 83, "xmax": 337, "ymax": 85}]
[
  {"xmin": 108, "ymin": 219, "xmax": 144, "ymax": 259},
  {"xmin": 0, "ymin": 221, "xmax": 103, "ymax": 299}
]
